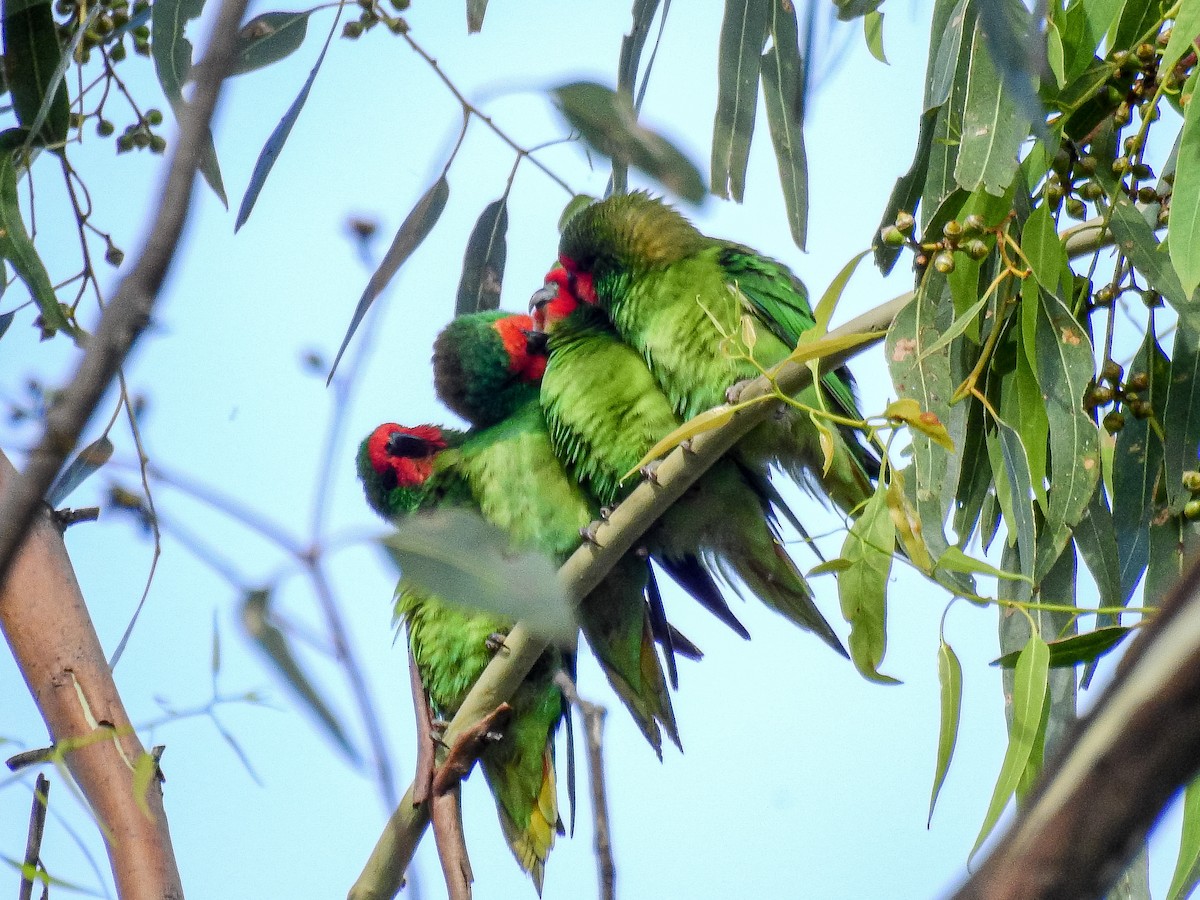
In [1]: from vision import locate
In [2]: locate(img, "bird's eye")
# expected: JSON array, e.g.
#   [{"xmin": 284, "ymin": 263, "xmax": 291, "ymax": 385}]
[
  {"xmin": 524, "ymin": 329, "xmax": 549, "ymax": 355},
  {"xmin": 387, "ymin": 432, "xmax": 433, "ymax": 458}
]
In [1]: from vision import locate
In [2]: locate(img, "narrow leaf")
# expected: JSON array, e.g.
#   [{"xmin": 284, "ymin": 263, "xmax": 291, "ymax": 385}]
[
  {"xmin": 928, "ymin": 638, "xmax": 963, "ymax": 826},
  {"xmin": 1033, "ymin": 289, "xmax": 1100, "ymax": 582},
  {"xmin": 0, "ymin": 143, "xmax": 68, "ymax": 335},
  {"xmin": 230, "ymin": 11, "xmax": 311, "ymax": 76},
  {"xmin": 760, "ymin": 0, "xmax": 808, "ymax": 248},
  {"xmin": 1109, "ymin": 192, "xmax": 1191, "ymax": 318},
  {"xmin": 235, "ymin": 19, "xmax": 337, "ymax": 231},
  {"xmin": 328, "ymin": 176, "xmax": 450, "ymax": 382},
  {"xmin": 627, "ymin": 401, "xmax": 742, "ymax": 476},
  {"xmin": 936, "ymin": 546, "xmax": 1032, "ymax": 582},
  {"xmin": 150, "ymin": 0, "xmax": 226, "ymax": 203},
  {"xmin": 47, "ymin": 436, "xmax": 113, "ymax": 506},
  {"xmin": 1167, "ymin": 771, "xmax": 1200, "ymax": 900},
  {"xmin": 1165, "ymin": 318, "xmax": 1200, "ymax": 511},
  {"xmin": 784, "ymin": 327, "xmax": 884, "ymax": 366},
  {"xmin": 1162, "ymin": 0, "xmax": 1200, "ymax": 78},
  {"xmin": 885, "ymin": 398, "xmax": 955, "ymax": 451},
  {"xmin": 976, "ymin": 0, "xmax": 1047, "ymax": 139},
  {"xmin": 1073, "ymin": 485, "xmax": 1123, "ymax": 610},
  {"xmin": 805, "ymin": 249, "xmax": 871, "ymax": 339},
  {"xmin": 864, "ymin": 11, "xmax": 886, "ymax": 63},
  {"xmin": 0, "ymin": 310, "xmax": 13, "ymax": 341},
  {"xmin": 970, "ymin": 634, "xmax": 1050, "ymax": 860},
  {"xmin": 711, "ymin": 0, "xmax": 771, "ymax": 201},
  {"xmin": 3, "ymin": 0, "xmax": 70, "ymax": 146},
  {"xmin": 1172, "ymin": 66, "xmax": 1200, "ymax": 296},
  {"xmin": 837, "ymin": 479, "xmax": 899, "ymax": 684},
  {"xmin": 455, "ymin": 198, "xmax": 508, "ymax": 316},
  {"xmin": 466, "ymin": 0, "xmax": 487, "ymax": 32},
  {"xmin": 986, "ymin": 415, "xmax": 1038, "ymax": 581},
  {"xmin": 991, "ymin": 626, "xmax": 1130, "ymax": 669},
  {"xmin": 954, "ymin": 20, "xmax": 1032, "ymax": 196},
  {"xmin": 553, "ymin": 81, "xmax": 705, "ymax": 203},
  {"xmin": 240, "ymin": 589, "xmax": 360, "ymax": 762},
  {"xmin": 384, "ymin": 509, "xmax": 577, "ymax": 645}
]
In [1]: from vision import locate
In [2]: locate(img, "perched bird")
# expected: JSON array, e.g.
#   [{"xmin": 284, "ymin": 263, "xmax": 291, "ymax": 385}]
[
  {"xmin": 357, "ymin": 421, "xmax": 564, "ymax": 890},
  {"xmin": 429, "ymin": 310, "xmax": 681, "ymax": 763},
  {"xmin": 532, "ymin": 271, "xmax": 847, "ymax": 656},
  {"xmin": 551, "ymin": 191, "xmax": 879, "ymax": 514}
]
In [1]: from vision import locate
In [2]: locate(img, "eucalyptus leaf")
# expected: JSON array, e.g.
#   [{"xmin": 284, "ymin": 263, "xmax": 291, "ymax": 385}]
[
  {"xmin": 455, "ymin": 198, "xmax": 508, "ymax": 316},
  {"xmin": 553, "ymin": 81, "xmax": 705, "ymax": 203},
  {"xmin": 328, "ymin": 176, "xmax": 450, "ymax": 382},
  {"xmin": 760, "ymin": 0, "xmax": 808, "ymax": 249},
  {"xmin": 1166, "ymin": 772, "xmax": 1200, "ymax": 900},
  {"xmin": 466, "ymin": 0, "xmax": 487, "ymax": 32},
  {"xmin": 1165, "ymin": 318, "xmax": 1200, "ymax": 511},
  {"xmin": 711, "ymin": 0, "xmax": 771, "ymax": 201},
  {"xmin": 47, "ymin": 437, "xmax": 113, "ymax": 506},
  {"xmin": 230, "ymin": 11, "xmax": 311, "ymax": 77},
  {"xmin": 240, "ymin": 589, "xmax": 360, "ymax": 762},
  {"xmin": 2, "ymin": 0, "xmax": 69, "ymax": 146},
  {"xmin": 837, "ymin": 479, "xmax": 899, "ymax": 684},
  {"xmin": 991, "ymin": 625, "xmax": 1129, "ymax": 669},
  {"xmin": 1171, "ymin": 64, "xmax": 1200, "ymax": 296},
  {"xmin": 384, "ymin": 509, "xmax": 577, "ymax": 646},
  {"xmin": 928, "ymin": 637, "xmax": 962, "ymax": 826}
]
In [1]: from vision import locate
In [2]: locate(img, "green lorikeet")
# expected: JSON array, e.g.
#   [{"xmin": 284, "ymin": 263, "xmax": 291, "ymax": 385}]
[
  {"xmin": 552, "ymin": 191, "xmax": 879, "ymax": 514},
  {"xmin": 429, "ymin": 310, "xmax": 682, "ymax": 761},
  {"xmin": 357, "ymin": 421, "xmax": 563, "ymax": 890},
  {"xmin": 531, "ymin": 271, "xmax": 846, "ymax": 655}
]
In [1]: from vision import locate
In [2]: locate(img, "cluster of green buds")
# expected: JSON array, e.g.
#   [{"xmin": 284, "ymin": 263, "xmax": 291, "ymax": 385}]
[
  {"xmin": 1183, "ymin": 471, "xmax": 1200, "ymax": 520},
  {"xmin": 1043, "ymin": 144, "xmax": 1164, "ymax": 221},
  {"xmin": 56, "ymin": 0, "xmax": 150, "ymax": 64},
  {"xmin": 113, "ymin": 109, "xmax": 165, "ymax": 153},
  {"xmin": 1106, "ymin": 37, "xmax": 1165, "ymax": 128},
  {"xmin": 342, "ymin": 0, "xmax": 410, "ymax": 38},
  {"xmin": 1086, "ymin": 359, "xmax": 1153, "ymax": 433},
  {"xmin": 880, "ymin": 211, "xmax": 991, "ymax": 275}
]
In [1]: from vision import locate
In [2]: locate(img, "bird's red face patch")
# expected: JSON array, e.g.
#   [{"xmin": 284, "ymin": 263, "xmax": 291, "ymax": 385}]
[
  {"xmin": 559, "ymin": 255, "xmax": 597, "ymax": 305},
  {"xmin": 366, "ymin": 423, "xmax": 445, "ymax": 488},
  {"xmin": 531, "ymin": 267, "xmax": 579, "ymax": 331},
  {"xmin": 491, "ymin": 314, "xmax": 546, "ymax": 383}
]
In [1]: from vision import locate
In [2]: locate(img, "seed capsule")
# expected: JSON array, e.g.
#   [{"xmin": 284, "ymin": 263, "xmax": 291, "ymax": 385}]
[{"xmin": 1103, "ymin": 411, "xmax": 1125, "ymax": 433}]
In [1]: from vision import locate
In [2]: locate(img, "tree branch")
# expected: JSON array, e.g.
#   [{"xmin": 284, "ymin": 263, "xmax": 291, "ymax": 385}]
[
  {"xmin": 953, "ymin": 545, "xmax": 1200, "ymax": 899},
  {"xmin": 0, "ymin": 0, "xmax": 250, "ymax": 594},
  {"xmin": 0, "ymin": 451, "xmax": 184, "ymax": 900},
  {"xmin": 347, "ymin": 215, "xmax": 1123, "ymax": 899}
]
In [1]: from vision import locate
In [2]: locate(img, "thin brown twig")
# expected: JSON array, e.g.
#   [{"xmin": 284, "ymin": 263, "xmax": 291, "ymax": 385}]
[
  {"xmin": 18, "ymin": 774, "xmax": 50, "ymax": 900},
  {"xmin": 409, "ymin": 644, "xmax": 434, "ymax": 807},
  {"xmin": 554, "ymin": 672, "xmax": 614, "ymax": 900},
  {"xmin": 429, "ymin": 785, "xmax": 472, "ymax": 900}
]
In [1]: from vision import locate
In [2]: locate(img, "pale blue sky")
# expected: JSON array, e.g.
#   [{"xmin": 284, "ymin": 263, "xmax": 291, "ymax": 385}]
[{"xmin": 0, "ymin": 2, "xmax": 1186, "ymax": 898}]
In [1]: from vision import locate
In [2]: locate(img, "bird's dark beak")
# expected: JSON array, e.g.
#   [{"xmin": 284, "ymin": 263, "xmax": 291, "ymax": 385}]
[
  {"xmin": 524, "ymin": 329, "xmax": 549, "ymax": 355},
  {"xmin": 386, "ymin": 432, "xmax": 434, "ymax": 458},
  {"xmin": 529, "ymin": 284, "xmax": 556, "ymax": 313}
]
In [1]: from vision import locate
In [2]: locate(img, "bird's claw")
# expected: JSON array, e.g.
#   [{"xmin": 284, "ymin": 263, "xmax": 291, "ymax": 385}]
[
  {"xmin": 485, "ymin": 632, "xmax": 508, "ymax": 654},
  {"xmin": 599, "ymin": 505, "xmax": 614, "ymax": 520},
  {"xmin": 680, "ymin": 439, "xmax": 695, "ymax": 454},
  {"xmin": 640, "ymin": 460, "xmax": 662, "ymax": 484},
  {"xmin": 580, "ymin": 522, "xmax": 602, "ymax": 544},
  {"xmin": 725, "ymin": 378, "xmax": 755, "ymax": 404}
]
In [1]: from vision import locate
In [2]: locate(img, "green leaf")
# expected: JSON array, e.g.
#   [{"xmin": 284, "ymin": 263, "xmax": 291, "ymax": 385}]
[
  {"xmin": 837, "ymin": 479, "xmax": 899, "ymax": 684},
  {"xmin": 0, "ymin": 144, "xmax": 69, "ymax": 336},
  {"xmin": 2, "ymin": 0, "xmax": 70, "ymax": 146},
  {"xmin": 0, "ymin": 310, "xmax": 13, "ymax": 341},
  {"xmin": 1165, "ymin": 318, "xmax": 1200, "ymax": 511},
  {"xmin": 47, "ymin": 436, "xmax": 113, "ymax": 506},
  {"xmin": 1022, "ymin": 201, "xmax": 1071, "ymax": 298},
  {"xmin": 1033, "ymin": 289, "xmax": 1100, "ymax": 582},
  {"xmin": 466, "ymin": 0, "xmax": 487, "ymax": 32},
  {"xmin": 976, "ymin": 0, "xmax": 1047, "ymax": 139},
  {"xmin": 240, "ymin": 589, "xmax": 360, "ymax": 762},
  {"xmin": 328, "ymin": 176, "xmax": 450, "ymax": 381},
  {"xmin": 1074, "ymin": 485, "xmax": 1123, "ymax": 610},
  {"xmin": 711, "ymin": 0, "xmax": 771, "ymax": 201},
  {"xmin": 760, "ymin": 0, "xmax": 808, "ymax": 249},
  {"xmin": 986, "ymin": 413, "xmax": 1039, "ymax": 582},
  {"xmin": 150, "ymin": 0, "xmax": 227, "ymax": 204},
  {"xmin": 1167, "ymin": 771, "xmax": 1200, "ymax": 900},
  {"xmin": 886, "ymin": 274, "xmax": 967, "ymax": 566},
  {"xmin": 991, "ymin": 625, "xmax": 1130, "ymax": 668},
  {"xmin": 928, "ymin": 637, "xmax": 962, "ymax": 826},
  {"xmin": 1108, "ymin": 192, "xmax": 1192, "ymax": 321},
  {"xmin": 455, "ymin": 198, "xmax": 508, "ymax": 316},
  {"xmin": 553, "ymin": 81, "xmax": 705, "ymax": 203},
  {"xmin": 1171, "ymin": 64, "xmax": 1200, "ymax": 296},
  {"xmin": 1163, "ymin": 0, "xmax": 1200, "ymax": 77},
  {"xmin": 864, "ymin": 10, "xmax": 886, "ymax": 62},
  {"xmin": 235, "ymin": 19, "xmax": 337, "ymax": 232},
  {"xmin": 230, "ymin": 11, "xmax": 311, "ymax": 76},
  {"xmin": 612, "ymin": 0, "xmax": 663, "ymax": 192},
  {"xmin": 1000, "ymin": 331, "xmax": 1049, "ymax": 511},
  {"xmin": 832, "ymin": 0, "xmax": 882, "ymax": 21},
  {"xmin": 384, "ymin": 509, "xmax": 577, "ymax": 645},
  {"xmin": 1112, "ymin": 332, "xmax": 1169, "ymax": 604},
  {"xmin": 954, "ymin": 19, "xmax": 1032, "ymax": 196},
  {"xmin": 1045, "ymin": 19, "xmax": 1066, "ymax": 88},
  {"xmin": 971, "ymin": 633, "xmax": 1050, "ymax": 861},
  {"xmin": 1146, "ymin": 511, "xmax": 1200, "ymax": 605},
  {"xmin": 936, "ymin": 546, "xmax": 1031, "ymax": 582}
]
